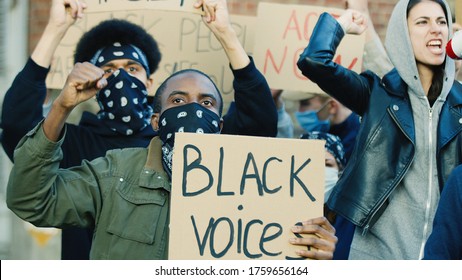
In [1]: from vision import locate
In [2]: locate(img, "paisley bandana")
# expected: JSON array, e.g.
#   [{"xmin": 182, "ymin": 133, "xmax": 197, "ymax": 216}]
[
  {"xmin": 158, "ymin": 103, "xmax": 221, "ymax": 178},
  {"xmin": 90, "ymin": 42, "xmax": 150, "ymax": 75},
  {"xmin": 300, "ymin": 131, "xmax": 346, "ymax": 168},
  {"xmin": 96, "ymin": 69, "xmax": 153, "ymax": 135}
]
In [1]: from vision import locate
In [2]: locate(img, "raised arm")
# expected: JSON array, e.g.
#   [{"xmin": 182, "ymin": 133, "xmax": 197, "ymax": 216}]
[
  {"xmin": 195, "ymin": 0, "xmax": 249, "ymax": 70},
  {"xmin": 297, "ymin": 11, "xmax": 372, "ymax": 116},
  {"xmin": 6, "ymin": 121, "xmax": 104, "ymax": 229},
  {"xmin": 33, "ymin": 0, "xmax": 86, "ymax": 68},
  {"xmin": 194, "ymin": 0, "xmax": 278, "ymax": 137},
  {"xmin": 346, "ymin": 0, "xmax": 393, "ymax": 77},
  {"xmin": 43, "ymin": 62, "xmax": 106, "ymax": 141},
  {"xmin": 1, "ymin": 0, "xmax": 86, "ymax": 160}
]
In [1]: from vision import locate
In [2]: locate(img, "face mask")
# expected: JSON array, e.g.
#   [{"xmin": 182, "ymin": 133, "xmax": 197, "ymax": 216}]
[
  {"xmin": 158, "ymin": 102, "xmax": 221, "ymax": 178},
  {"xmin": 96, "ymin": 69, "xmax": 153, "ymax": 135},
  {"xmin": 324, "ymin": 167, "xmax": 339, "ymax": 203},
  {"xmin": 295, "ymin": 110, "xmax": 330, "ymax": 133}
]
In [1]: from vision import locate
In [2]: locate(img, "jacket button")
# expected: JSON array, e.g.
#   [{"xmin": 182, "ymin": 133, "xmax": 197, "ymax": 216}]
[
  {"xmin": 119, "ymin": 178, "xmax": 124, "ymax": 182},
  {"xmin": 459, "ymin": 118, "xmax": 462, "ymax": 124},
  {"xmin": 393, "ymin": 105, "xmax": 399, "ymax": 111}
]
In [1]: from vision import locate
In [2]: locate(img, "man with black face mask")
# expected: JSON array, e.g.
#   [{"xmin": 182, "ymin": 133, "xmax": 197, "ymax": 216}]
[
  {"xmin": 5, "ymin": 0, "xmax": 336, "ymax": 260},
  {"xmin": 1, "ymin": 0, "xmax": 277, "ymax": 259}
]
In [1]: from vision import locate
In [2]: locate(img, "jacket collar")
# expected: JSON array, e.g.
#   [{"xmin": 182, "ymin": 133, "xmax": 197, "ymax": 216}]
[
  {"xmin": 382, "ymin": 70, "xmax": 462, "ymax": 148},
  {"xmin": 438, "ymin": 81, "xmax": 462, "ymax": 149},
  {"xmin": 138, "ymin": 136, "xmax": 171, "ymax": 191},
  {"xmin": 381, "ymin": 69, "xmax": 416, "ymax": 143},
  {"xmin": 382, "ymin": 69, "xmax": 408, "ymax": 98}
]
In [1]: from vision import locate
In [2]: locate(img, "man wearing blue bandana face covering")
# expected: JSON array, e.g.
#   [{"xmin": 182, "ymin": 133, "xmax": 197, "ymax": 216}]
[
  {"xmin": 90, "ymin": 43, "xmax": 154, "ymax": 135},
  {"xmin": 6, "ymin": 0, "xmax": 336, "ymax": 260},
  {"xmin": 154, "ymin": 83, "xmax": 222, "ymax": 178},
  {"xmin": 1, "ymin": 0, "xmax": 277, "ymax": 259}
]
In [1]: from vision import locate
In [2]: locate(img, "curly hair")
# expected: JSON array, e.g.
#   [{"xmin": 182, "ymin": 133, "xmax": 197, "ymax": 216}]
[{"xmin": 73, "ymin": 19, "xmax": 161, "ymax": 75}]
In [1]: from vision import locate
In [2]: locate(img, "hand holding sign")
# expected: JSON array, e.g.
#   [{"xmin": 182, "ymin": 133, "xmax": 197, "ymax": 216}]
[
  {"xmin": 169, "ymin": 133, "xmax": 329, "ymax": 260},
  {"xmin": 62, "ymin": 0, "xmax": 87, "ymax": 21},
  {"xmin": 290, "ymin": 217, "xmax": 337, "ymax": 260},
  {"xmin": 32, "ymin": 0, "xmax": 87, "ymax": 68},
  {"xmin": 195, "ymin": 0, "xmax": 251, "ymax": 70},
  {"xmin": 85, "ymin": 0, "xmax": 203, "ymax": 14}
]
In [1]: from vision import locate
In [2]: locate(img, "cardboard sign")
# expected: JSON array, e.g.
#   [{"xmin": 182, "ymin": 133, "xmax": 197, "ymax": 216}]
[
  {"xmin": 85, "ymin": 0, "xmax": 203, "ymax": 14},
  {"xmin": 45, "ymin": 9, "xmax": 255, "ymax": 104},
  {"xmin": 150, "ymin": 13, "xmax": 255, "ymax": 102},
  {"xmin": 253, "ymin": 3, "xmax": 366, "ymax": 93},
  {"xmin": 457, "ymin": 1, "xmax": 462, "ymax": 27},
  {"xmin": 169, "ymin": 133, "xmax": 325, "ymax": 260}
]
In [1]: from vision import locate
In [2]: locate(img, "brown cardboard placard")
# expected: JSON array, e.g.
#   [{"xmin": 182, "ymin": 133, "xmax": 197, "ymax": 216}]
[
  {"xmin": 252, "ymin": 3, "xmax": 366, "ymax": 93},
  {"xmin": 84, "ymin": 0, "xmax": 203, "ymax": 14},
  {"xmin": 169, "ymin": 133, "xmax": 325, "ymax": 260},
  {"xmin": 456, "ymin": 0, "xmax": 462, "ymax": 26},
  {"xmin": 45, "ymin": 9, "xmax": 255, "ymax": 105}
]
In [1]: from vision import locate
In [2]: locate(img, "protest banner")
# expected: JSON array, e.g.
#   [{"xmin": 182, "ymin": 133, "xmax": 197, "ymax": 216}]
[
  {"xmin": 252, "ymin": 3, "xmax": 366, "ymax": 93},
  {"xmin": 45, "ymin": 1, "xmax": 255, "ymax": 105},
  {"xmin": 85, "ymin": 0, "xmax": 202, "ymax": 14},
  {"xmin": 457, "ymin": 1, "xmax": 462, "ymax": 27},
  {"xmin": 169, "ymin": 133, "xmax": 325, "ymax": 259}
]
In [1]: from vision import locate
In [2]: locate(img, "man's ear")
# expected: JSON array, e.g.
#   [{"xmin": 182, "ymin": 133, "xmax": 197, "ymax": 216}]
[
  {"xmin": 146, "ymin": 76, "xmax": 155, "ymax": 94},
  {"xmin": 327, "ymin": 99, "xmax": 338, "ymax": 114},
  {"xmin": 151, "ymin": 113, "xmax": 160, "ymax": 131},
  {"xmin": 219, "ymin": 118, "xmax": 224, "ymax": 133}
]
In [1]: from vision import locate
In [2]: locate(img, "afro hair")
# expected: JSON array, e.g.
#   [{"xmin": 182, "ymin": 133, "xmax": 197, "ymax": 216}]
[{"xmin": 73, "ymin": 19, "xmax": 161, "ymax": 75}]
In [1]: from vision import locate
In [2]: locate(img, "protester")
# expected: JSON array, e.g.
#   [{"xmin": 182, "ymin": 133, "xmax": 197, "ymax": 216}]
[
  {"xmin": 347, "ymin": 0, "xmax": 393, "ymax": 76},
  {"xmin": 6, "ymin": 0, "xmax": 336, "ymax": 260},
  {"xmin": 297, "ymin": 0, "xmax": 462, "ymax": 259},
  {"xmin": 1, "ymin": 0, "xmax": 277, "ymax": 259},
  {"xmin": 271, "ymin": 0, "xmax": 377, "ymax": 261},
  {"xmin": 300, "ymin": 131, "xmax": 346, "ymax": 203},
  {"xmin": 332, "ymin": 0, "xmax": 393, "ymax": 260},
  {"xmin": 272, "ymin": 90, "xmax": 360, "ymax": 163}
]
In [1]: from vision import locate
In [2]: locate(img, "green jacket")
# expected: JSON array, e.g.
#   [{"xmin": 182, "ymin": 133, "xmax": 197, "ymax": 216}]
[{"xmin": 6, "ymin": 122, "xmax": 171, "ymax": 259}]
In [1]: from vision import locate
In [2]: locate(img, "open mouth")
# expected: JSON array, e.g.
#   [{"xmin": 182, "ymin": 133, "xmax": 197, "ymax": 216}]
[{"xmin": 427, "ymin": 39, "xmax": 444, "ymax": 54}]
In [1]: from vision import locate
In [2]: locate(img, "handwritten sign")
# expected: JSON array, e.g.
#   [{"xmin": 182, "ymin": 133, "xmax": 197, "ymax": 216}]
[
  {"xmin": 169, "ymin": 133, "xmax": 325, "ymax": 260},
  {"xmin": 253, "ymin": 3, "xmax": 366, "ymax": 93},
  {"xmin": 85, "ymin": 0, "xmax": 203, "ymax": 14},
  {"xmin": 45, "ymin": 9, "xmax": 255, "ymax": 105},
  {"xmin": 457, "ymin": 1, "xmax": 462, "ymax": 28}
]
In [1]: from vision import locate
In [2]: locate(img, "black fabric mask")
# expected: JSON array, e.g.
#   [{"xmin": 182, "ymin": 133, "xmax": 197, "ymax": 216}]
[
  {"xmin": 158, "ymin": 102, "xmax": 221, "ymax": 178},
  {"xmin": 96, "ymin": 69, "xmax": 153, "ymax": 135}
]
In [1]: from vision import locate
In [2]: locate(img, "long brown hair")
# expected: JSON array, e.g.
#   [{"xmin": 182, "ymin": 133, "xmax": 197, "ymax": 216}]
[{"xmin": 407, "ymin": 0, "xmax": 449, "ymax": 106}]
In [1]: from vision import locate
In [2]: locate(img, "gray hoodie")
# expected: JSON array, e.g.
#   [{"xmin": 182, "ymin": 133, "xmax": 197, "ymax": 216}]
[{"xmin": 349, "ymin": 0, "xmax": 455, "ymax": 260}]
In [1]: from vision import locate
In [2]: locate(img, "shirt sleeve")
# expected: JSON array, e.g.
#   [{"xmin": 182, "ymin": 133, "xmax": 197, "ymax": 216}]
[
  {"xmin": 221, "ymin": 58, "xmax": 278, "ymax": 137},
  {"xmin": 6, "ymin": 121, "xmax": 105, "ymax": 229},
  {"xmin": 1, "ymin": 58, "xmax": 49, "ymax": 161}
]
